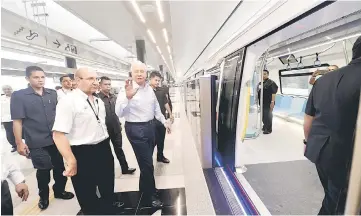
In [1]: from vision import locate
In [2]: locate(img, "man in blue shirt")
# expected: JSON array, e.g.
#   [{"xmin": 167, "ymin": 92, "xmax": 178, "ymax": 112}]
[
  {"xmin": 115, "ymin": 61, "xmax": 171, "ymax": 209},
  {"xmin": 11, "ymin": 66, "xmax": 74, "ymax": 210}
]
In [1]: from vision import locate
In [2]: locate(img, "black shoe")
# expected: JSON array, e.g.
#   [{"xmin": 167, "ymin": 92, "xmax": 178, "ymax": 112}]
[
  {"xmin": 54, "ymin": 191, "xmax": 74, "ymax": 200},
  {"xmin": 77, "ymin": 210, "xmax": 84, "ymax": 215},
  {"xmin": 122, "ymin": 168, "xmax": 136, "ymax": 174},
  {"xmin": 11, "ymin": 147, "xmax": 16, "ymax": 153},
  {"xmin": 263, "ymin": 131, "xmax": 271, "ymax": 134},
  {"xmin": 157, "ymin": 157, "xmax": 170, "ymax": 163},
  {"xmin": 38, "ymin": 198, "xmax": 49, "ymax": 210}
]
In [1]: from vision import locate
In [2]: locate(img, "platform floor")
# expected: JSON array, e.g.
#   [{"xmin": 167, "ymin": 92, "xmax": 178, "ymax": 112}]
[
  {"xmin": 236, "ymin": 117, "xmax": 324, "ymax": 215},
  {"xmin": 1, "ymin": 90, "xmax": 214, "ymax": 215}
]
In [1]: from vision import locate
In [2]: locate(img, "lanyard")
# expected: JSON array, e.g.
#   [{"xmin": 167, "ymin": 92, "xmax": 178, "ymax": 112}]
[{"xmin": 86, "ymin": 99, "xmax": 100, "ymax": 123}]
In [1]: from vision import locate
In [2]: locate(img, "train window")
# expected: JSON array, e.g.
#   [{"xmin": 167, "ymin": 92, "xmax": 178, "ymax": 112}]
[{"xmin": 279, "ymin": 64, "xmax": 329, "ymax": 96}]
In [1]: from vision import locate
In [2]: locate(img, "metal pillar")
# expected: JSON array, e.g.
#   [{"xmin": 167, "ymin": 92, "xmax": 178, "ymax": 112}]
[
  {"xmin": 342, "ymin": 40, "xmax": 350, "ymax": 65},
  {"xmin": 135, "ymin": 40, "xmax": 146, "ymax": 63}
]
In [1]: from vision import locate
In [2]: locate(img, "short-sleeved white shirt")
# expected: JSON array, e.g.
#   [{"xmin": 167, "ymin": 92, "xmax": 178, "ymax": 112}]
[{"xmin": 52, "ymin": 88, "xmax": 109, "ymax": 146}]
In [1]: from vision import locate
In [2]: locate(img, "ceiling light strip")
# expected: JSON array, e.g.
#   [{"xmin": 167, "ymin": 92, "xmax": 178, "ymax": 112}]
[
  {"xmin": 156, "ymin": 0, "xmax": 164, "ymax": 23},
  {"xmin": 167, "ymin": 45, "xmax": 171, "ymax": 54},
  {"xmin": 156, "ymin": 46, "xmax": 162, "ymax": 54},
  {"xmin": 162, "ymin": 28, "xmax": 169, "ymax": 43},
  {"xmin": 147, "ymin": 29, "xmax": 156, "ymax": 43},
  {"xmin": 131, "ymin": 0, "xmax": 146, "ymax": 23}
]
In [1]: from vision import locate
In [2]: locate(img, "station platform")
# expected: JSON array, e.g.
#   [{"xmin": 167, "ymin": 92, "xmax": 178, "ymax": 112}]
[{"xmin": 1, "ymin": 90, "xmax": 215, "ymax": 215}]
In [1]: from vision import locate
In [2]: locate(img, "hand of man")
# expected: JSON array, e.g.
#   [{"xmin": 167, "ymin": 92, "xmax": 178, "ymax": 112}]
[
  {"xmin": 17, "ymin": 142, "xmax": 29, "ymax": 157},
  {"xmin": 125, "ymin": 79, "xmax": 138, "ymax": 100},
  {"xmin": 164, "ymin": 121, "xmax": 171, "ymax": 134},
  {"xmin": 63, "ymin": 158, "xmax": 77, "ymax": 177},
  {"xmin": 15, "ymin": 183, "xmax": 29, "ymax": 201},
  {"xmin": 170, "ymin": 115, "xmax": 174, "ymax": 124},
  {"xmin": 270, "ymin": 101, "xmax": 275, "ymax": 111},
  {"xmin": 312, "ymin": 70, "xmax": 320, "ymax": 77}
]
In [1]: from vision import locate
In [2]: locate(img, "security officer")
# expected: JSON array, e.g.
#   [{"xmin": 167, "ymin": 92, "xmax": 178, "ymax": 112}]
[
  {"xmin": 57, "ymin": 74, "xmax": 73, "ymax": 101},
  {"xmin": 149, "ymin": 72, "xmax": 174, "ymax": 163},
  {"xmin": 53, "ymin": 68, "xmax": 120, "ymax": 215},
  {"xmin": 11, "ymin": 66, "xmax": 74, "ymax": 210},
  {"xmin": 98, "ymin": 76, "xmax": 136, "ymax": 174},
  {"xmin": 1, "ymin": 85, "xmax": 16, "ymax": 152},
  {"xmin": 257, "ymin": 70, "xmax": 278, "ymax": 134},
  {"xmin": 304, "ymin": 36, "xmax": 361, "ymax": 215},
  {"xmin": 115, "ymin": 61, "xmax": 171, "ymax": 209}
]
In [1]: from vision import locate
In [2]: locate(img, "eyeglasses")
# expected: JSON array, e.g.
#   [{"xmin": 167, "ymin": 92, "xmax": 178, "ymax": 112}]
[{"xmin": 79, "ymin": 77, "xmax": 100, "ymax": 83}]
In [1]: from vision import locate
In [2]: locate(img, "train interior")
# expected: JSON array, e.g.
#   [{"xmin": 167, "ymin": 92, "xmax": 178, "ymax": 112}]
[{"xmin": 2, "ymin": 0, "xmax": 361, "ymax": 215}]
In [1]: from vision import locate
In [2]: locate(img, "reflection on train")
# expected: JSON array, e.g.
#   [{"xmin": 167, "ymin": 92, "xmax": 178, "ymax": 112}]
[{"xmin": 182, "ymin": 1, "xmax": 361, "ymax": 215}]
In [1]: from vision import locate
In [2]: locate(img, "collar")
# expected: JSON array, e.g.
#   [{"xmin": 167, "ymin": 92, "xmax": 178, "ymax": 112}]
[
  {"xmin": 24, "ymin": 87, "xmax": 51, "ymax": 95},
  {"xmin": 73, "ymin": 88, "xmax": 92, "ymax": 101},
  {"xmin": 133, "ymin": 82, "xmax": 148, "ymax": 89},
  {"xmin": 98, "ymin": 91, "xmax": 113, "ymax": 99},
  {"xmin": 62, "ymin": 88, "xmax": 72, "ymax": 93},
  {"xmin": 349, "ymin": 58, "xmax": 361, "ymax": 66}
]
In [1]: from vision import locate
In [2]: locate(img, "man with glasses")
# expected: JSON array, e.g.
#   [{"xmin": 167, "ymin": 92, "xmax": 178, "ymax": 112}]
[
  {"xmin": 115, "ymin": 61, "xmax": 171, "ymax": 209},
  {"xmin": 309, "ymin": 65, "xmax": 339, "ymax": 85},
  {"xmin": 53, "ymin": 68, "xmax": 120, "ymax": 215}
]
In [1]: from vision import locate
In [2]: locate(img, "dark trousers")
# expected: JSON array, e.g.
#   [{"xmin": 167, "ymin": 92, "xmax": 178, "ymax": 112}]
[
  {"xmin": 109, "ymin": 130, "xmax": 129, "ymax": 171},
  {"xmin": 316, "ymin": 165, "xmax": 348, "ymax": 215},
  {"xmin": 71, "ymin": 139, "xmax": 115, "ymax": 215},
  {"xmin": 154, "ymin": 120, "xmax": 166, "ymax": 159},
  {"xmin": 125, "ymin": 121, "xmax": 156, "ymax": 196},
  {"xmin": 3, "ymin": 122, "xmax": 16, "ymax": 148},
  {"xmin": 36, "ymin": 145, "xmax": 67, "ymax": 199},
  {"xmin": 262, "ymin": 106, "xmax": 273, "ymax": 132},
  {"xmin": 1, "ymin": 181, "xmax": 13, "ymax": 216}
]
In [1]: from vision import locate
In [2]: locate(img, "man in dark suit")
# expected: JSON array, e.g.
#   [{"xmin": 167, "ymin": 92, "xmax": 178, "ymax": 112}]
[{"xmin": 304, "ymin": 36, "xmax": 361, "ymax": 215}]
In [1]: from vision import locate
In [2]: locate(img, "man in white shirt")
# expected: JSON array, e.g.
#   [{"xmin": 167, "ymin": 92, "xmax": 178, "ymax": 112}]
[
  {"xmin": 115, "ymin": 61, "xmax": 171, "ymax": 209},
  {"xmin": 52, "ymin": 68, "xmax": 119, "ymax": 215},
  {"xmin": 1, "ymin": 85, "xmax": 16, "ymax": 152},
  {"xmin": 57, "ymin": 74, "xmax": 73, "ymax": 101},
  {"xmin": 1, "ymin": 142, "xmax": 29, "ymax": 215}
]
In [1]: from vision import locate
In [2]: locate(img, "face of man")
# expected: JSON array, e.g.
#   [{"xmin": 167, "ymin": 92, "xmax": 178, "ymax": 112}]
[
  {"xmin": 100, "ymin": 79, "xmax": 111, "ymax": 94},
  {"xmin": 2, "ymin": 86, "xmax": 13, "ymax": 96},
  {"xmin": 131, "ymin": 64, "xmax": 147, "ymax": 86},
  {"xmin": 61, "ymin": 76, "xmax": 72, "ymax": 89},
  {"xmin": 263, "ymin": 71, "xmax": 269, "ymax": 80},
  {"xmin": 76, "ymin": 70, "xmax": 99, "ymax": 94},
  {"xmin": 150, "ymin": 75, "xmax": 161, "ymax": 88},
  {"xmin": 26, "ymin": 70, "xmax": 45, "ymax": 88},
  {"xmin": 328, "ymin": 65, "xmax": 339, "ymax": 72}
]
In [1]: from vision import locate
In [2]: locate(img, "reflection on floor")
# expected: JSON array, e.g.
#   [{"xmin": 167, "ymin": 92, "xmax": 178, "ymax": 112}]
[
  {"xmin": 77, "ymin": 188, "xmax": 187, "ymax": 215},
  {"xmin": 243, "ymin": 160, "xmax": 323, "ymax": 215},
  {"xmin": 236, "ymin": 117, "xmax": 323, "ymax": 215}
]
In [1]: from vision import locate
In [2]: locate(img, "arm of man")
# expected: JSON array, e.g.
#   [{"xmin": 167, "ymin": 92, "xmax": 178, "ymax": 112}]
[
  {"xmin": 10, "ymin": 92, "xmax": 28, "ymax": 156},
  {"xmin": 304, "ymin": 85, "xmax": 316, "ymax": 142},
  {"xmin": 52, "ymin": 98, "xmax": 77, "ymax": 177},
  {"xmin": 153, "ymin": 92, "xmax": 170, "ymax": 132},
  {"xmin": 270, "ymin": 82, "xmax": 279, "ymax": 110}
]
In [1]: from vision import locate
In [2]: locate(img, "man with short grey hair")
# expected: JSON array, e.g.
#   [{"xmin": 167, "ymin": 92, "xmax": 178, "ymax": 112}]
[{"xmin": 116, "ymin": 61, "xmax": 171, "ymax": 209}]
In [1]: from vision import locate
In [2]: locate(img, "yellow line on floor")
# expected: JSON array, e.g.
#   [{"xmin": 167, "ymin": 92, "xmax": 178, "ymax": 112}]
[{"xmin": 17, "ymin": 179, "xmax": 71, "ymax": 216}]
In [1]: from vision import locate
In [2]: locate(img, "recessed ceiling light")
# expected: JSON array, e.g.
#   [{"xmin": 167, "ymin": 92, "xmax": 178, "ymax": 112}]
[
  {"xmin": 155, "ymin": 0, "xmax": 164, "ymax": 23},
  {"xmin": 131, "ymin": 0, "xmax": 146, "ymax": 23},
  {"xmin": 162, "ymin": 28, "xmax": 168, "ymax": 43},
  {"xmin": 147, "ymin": 29, "xmax": 156, "ymax": 43}
]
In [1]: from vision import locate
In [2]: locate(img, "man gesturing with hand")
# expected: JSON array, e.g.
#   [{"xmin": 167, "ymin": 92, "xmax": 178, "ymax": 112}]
[{"xmin": 115, "ymin": 61, "xmax": 170, "ymax": 209}]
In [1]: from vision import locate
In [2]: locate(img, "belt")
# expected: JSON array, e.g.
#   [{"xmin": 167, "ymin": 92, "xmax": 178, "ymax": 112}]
[{"xmin": 125, "ymin": 120, "xmax": 153, "ymax": 125}]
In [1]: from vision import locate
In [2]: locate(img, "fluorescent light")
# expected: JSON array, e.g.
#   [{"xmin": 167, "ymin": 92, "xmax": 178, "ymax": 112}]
[
  {"xmin": 156, "ymin": 46, "xmax": 162, "ymax": 54},
  {"xmin": 162, "ymin": 28, "xmax": 169, "ymax": 43},
  {"xmin": 170, "ymin": 55, "xmax": 173, "ymax": 60},
  {"xmin": 147, "ymin": 29, "xmax": 156, "ymax": 43},
  {"xmin": 156, "ymin": 0, "xmax": 164, "ymax": 23},
  {"xmin": 167, "ymin": 45, "xmax": 171, "ymax": 53},
  {"xmin": 131, "ymin": 0, "xmax": 146, "ymax": 23}
]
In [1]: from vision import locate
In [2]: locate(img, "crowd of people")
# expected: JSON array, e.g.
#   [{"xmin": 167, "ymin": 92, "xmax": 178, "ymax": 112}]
[{"xmin": 1, "ymin": 61, "xmax": 174, "ymax": 215}]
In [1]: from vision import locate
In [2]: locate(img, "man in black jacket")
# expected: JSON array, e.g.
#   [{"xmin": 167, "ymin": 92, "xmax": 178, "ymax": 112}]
[
  {"xmin": 304, "ymin": 36, "xmax": 361, "ymax": 215},
  {"xmin": 98, "ymin": 76, "xmax": 136, "ymax": 175}
]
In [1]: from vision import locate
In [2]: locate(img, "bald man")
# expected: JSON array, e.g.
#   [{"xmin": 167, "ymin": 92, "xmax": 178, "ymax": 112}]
[
  {"xmin": 116, "ymin": 61, "xmax": 171, "ymax": 209},
  {"xmin": 53, "ymin": 68, "xmax": 120, "ymax": 214}
]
